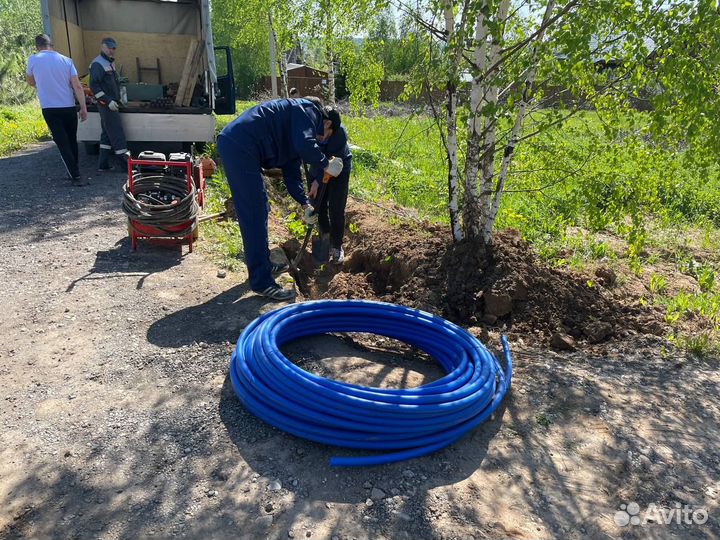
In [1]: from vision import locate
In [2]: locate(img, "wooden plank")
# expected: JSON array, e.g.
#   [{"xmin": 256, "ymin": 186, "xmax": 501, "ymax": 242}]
[
  {"xmin": 184, "ymin": 42, "xmax": 205, "ymax": 106},
  {"xmin": 180, "ymin": 42, "xmax": 205, "ymax": 107},
  {"xmin": 175, "ymin": 39, "xmax": 199, "ymax": 106},
  {"xmin": 175, "ymin": 39, "xmax": 201, "ymax": 107}
]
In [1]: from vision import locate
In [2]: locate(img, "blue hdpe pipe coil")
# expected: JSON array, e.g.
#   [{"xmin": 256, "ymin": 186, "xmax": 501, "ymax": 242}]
[{"xmin": 229, "ymin": 299, "xmax": 512, "ymax": 467}]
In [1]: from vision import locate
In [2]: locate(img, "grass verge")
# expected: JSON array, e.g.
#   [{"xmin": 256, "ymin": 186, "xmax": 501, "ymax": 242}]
[{"xmin": 0, "ymin": 102, "xmax": 49, "ymax": 156}]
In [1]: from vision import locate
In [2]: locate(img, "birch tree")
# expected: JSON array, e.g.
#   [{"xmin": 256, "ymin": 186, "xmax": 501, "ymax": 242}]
[
  {"xmin": 403, "ymin": 0, "xmax": 720, "ymax": 244},
  {"xmin": 308, "ymin": 0, "xmax": 387, "ymax": 105}
]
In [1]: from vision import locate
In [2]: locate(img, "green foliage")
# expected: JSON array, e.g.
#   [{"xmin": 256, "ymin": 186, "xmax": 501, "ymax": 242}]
[
  {"xmin": 697, "ymin": 265, "xmax": 717, "ymax": 293},
  {"xmin": 0, "ymin": 0, "xmax": 42, "ymax": 104},
  {"xmin": 535, "ymin": 412, "xmax": 553, "ymax": 428},
  {"xmin": 343, "ymin": 114, "xmax": 447, "ymax": 217},
  {"xmin": 672, "ymin": 332, "xmax": 720, "ymax": 358},
  {"xmin": 399, "ymin": 0, "xmax": 720, "ymax": 242},
  {"xmin": 200, "ymin": 220, "xmax": 246, "ymax": 271},
  {"xmin": 366, "ymin": 10, "xmax": 422, "ymax": 78},
  {"xmin": 649, "ymin": 273, "xmax": 667, "ymax": 295},
  {"xmin": 211, "ymin": 0, "xmax": 276, "ymax": 98},
  {"xmin": 337, "ymin": 40, "xmax": 384, "ymax": 112},
  {"xmin": 0, "ymin": 104, "xmax": 49, "ymax": 155},
  {"xmin": 285, "ymin": 212, "xmax": 308, "ymax": 239},
  {"xmin": 663, "ymin": 290, "xmax": 720, "ymax": 326}
]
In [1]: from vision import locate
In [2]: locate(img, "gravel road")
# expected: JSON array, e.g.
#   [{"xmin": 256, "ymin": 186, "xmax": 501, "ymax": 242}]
[{"xmin": 1, "ymin": 142, "xmax": 719, "ymax": 540}]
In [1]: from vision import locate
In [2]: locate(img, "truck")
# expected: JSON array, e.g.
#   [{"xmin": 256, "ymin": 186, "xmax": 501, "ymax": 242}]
[{"xmin": 40, "ymin": 0, "xmax": 236, "ymax": 153}]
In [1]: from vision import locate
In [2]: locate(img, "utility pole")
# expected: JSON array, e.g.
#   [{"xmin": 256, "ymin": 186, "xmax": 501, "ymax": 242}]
[{"xmin": 268, "ymin": 12, "xmax": 278, "ymax": 98}]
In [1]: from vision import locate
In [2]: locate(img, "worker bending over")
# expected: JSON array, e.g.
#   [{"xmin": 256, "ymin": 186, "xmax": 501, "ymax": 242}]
[
  {"xmin": 218, "ymin": 98, "xmax": 343, "ymax": 301},
  {"xmin": 89, "ymin": 37, "xmax": 130, "ymax": 171}
]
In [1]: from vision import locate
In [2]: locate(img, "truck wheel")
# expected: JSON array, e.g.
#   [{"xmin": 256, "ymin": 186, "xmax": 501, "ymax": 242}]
[{"xmin": 84, "ymin": 142, "xmax": 100, "ymax": 155}]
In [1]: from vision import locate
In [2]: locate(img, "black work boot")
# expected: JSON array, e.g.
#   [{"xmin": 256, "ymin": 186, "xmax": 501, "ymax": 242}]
[
  {"xmin": 115, "ymin": 151, "xmax": 131, "ymax": 171},
  {"xmin": 71, "ymin": 175, "xmax": 90, "ymax": 187},
  {"xmin": 98, "ymin": 148, "xmax": 112, "ymax": 171}
]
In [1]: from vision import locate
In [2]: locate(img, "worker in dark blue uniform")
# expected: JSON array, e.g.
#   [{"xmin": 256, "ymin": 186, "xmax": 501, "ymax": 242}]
[
  {"xmin": 308, "ymin": 108, "xmax": 352, "ymax": 264},
  {"xmin": 217, "ymin": 98, "xmax": 344, "ymax": 301}
]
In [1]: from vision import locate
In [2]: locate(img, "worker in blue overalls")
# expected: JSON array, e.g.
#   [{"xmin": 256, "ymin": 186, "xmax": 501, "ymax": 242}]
[{"xmin": 217, "ymin": 97, "xmax": 344, "ymax": 301}]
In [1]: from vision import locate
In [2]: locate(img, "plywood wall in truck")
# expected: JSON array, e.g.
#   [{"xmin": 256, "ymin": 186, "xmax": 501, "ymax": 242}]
[
  {"xmin": 82, "ymin": 32, "xmax": 195, "ymax": 84},
  {"xmin": 49, "ymin": 16, "xmax": 87, "ymax": 74}
]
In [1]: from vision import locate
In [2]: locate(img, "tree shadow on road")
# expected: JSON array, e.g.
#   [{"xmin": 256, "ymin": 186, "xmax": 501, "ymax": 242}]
[{"xmin": 146, "ymin": 284, "xmax": 272, "ymax": 347}]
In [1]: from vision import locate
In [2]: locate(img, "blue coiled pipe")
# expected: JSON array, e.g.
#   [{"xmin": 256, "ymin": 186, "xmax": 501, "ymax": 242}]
[{"xmin": 229, "ymin": 299, "xmax": 512, "ymax": 466}]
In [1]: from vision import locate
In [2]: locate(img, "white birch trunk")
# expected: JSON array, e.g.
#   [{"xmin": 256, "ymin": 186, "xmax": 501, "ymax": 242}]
[
  {"xmin": 482, "ymin": 0, "xmax": 556, "ymax": 241},
  {"xmin": 444, "ymin": 0, "xmax": 461, "ymax": 241},
  {"xmin": 327, "ymin": 45, "xmax": 336, "ymax": 106},
  {"xmin": 461, "ymin": 7, "xmax": 489, "ymax": 240},
  {"xmin": 326, "ymin": 13, "xmax": 336, "ymax": 106},
  {"xmin": 279, "ymin": 52, "xmax": 289, "ymax": 98},
  {"xmin": 476, "ymin": 0, "xmax": 510, "ymax": 234},
  {"xmin": 268, "ymin": 13, "xmax": 278, "ymax": 98}
]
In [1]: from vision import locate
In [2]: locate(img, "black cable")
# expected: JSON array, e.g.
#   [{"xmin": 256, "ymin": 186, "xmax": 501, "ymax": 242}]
[{"xmin": 122, "ymin": 173, "xmax": 198, "ymax": 237}]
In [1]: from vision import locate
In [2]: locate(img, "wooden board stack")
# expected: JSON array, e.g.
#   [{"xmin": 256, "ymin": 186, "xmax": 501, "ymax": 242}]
[{"xmin": 175, "ymin": 39, "xmax": 204, "ymax": 107}]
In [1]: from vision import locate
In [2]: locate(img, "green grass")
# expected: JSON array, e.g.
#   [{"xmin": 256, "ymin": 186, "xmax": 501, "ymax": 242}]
[
  {"xmin": 343, "ymin": 114, "xmax": 448, "ymax": 218},
  {"xmin": 673, "ymin": 332, "xmax": 720, "ymax": 358},
  {"xmin": 199, "ymin": 171, "xmax": 247, "ymax": 271},
  {"xmin": 0, "ymin": 103, "xmax": 49, "ymax": 156}
]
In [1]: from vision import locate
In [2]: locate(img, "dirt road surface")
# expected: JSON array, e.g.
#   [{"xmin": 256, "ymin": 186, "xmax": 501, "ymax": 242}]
[{"xmin": 1, "ymin": 142, "xmax": 720, "ymax": 540}]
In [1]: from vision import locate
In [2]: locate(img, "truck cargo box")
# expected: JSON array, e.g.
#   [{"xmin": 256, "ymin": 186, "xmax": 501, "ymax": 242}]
[{"xmin": 40, "ymin": 0, "xmax": 236, "ymax": 148}]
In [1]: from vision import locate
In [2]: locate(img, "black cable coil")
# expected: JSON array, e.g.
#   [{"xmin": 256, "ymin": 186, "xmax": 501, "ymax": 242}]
[{"xmin": 122, "ymin": 173, "xmax": 199, "ymax": 237}]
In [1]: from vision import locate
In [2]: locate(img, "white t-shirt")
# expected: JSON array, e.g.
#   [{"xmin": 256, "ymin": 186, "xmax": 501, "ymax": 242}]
[{"xmin": 26, "ymin": 50, "xmax": 78, "ymax": 109}]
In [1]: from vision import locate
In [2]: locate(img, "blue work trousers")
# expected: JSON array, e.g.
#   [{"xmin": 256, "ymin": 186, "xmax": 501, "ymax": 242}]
[{"xmin": 217, "ymin": 133, "xmax": 276, "ymax": 292}]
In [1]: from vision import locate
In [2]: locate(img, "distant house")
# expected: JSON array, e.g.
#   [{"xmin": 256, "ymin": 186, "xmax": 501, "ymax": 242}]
[
  {"xmin": 287, "ymin": 63, "xmax": 328, "ymax": 79},
  {"xmin": 261, "ymin": 64, "xmax": 329, "ymax": 98}
]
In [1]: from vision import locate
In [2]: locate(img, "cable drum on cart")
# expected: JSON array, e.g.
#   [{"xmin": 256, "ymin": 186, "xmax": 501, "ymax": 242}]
[{"xmin": 122, "ymin": 168, "xmax": 200, "ymax": 250}]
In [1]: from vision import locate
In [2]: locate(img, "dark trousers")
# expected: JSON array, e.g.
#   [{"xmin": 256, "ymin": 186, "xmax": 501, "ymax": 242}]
[
  {"xmin": 42, "ymin": 107, "xmax": 79, "ymax": 179},
  {"xmin": 98, "ymin": 104, "xmax": 128, "ymax": 167},
  {"xmin": 314, "ymin": 159, "xmax": 350, "ymax": 249},
  {"xmin": 217, "ymin": 133, "xmax": 275, "ymax": 293}
]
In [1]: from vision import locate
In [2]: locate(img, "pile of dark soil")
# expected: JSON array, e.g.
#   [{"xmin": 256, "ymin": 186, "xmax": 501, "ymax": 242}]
[{"xmin": 284, "ymin": 200, "xmax": 665, "ymax": 347}]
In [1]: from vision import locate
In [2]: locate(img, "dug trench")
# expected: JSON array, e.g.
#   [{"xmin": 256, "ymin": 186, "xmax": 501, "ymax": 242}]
[{"xmin": 281, "ymin": 198, "xmax": 665, "ymax": 350}]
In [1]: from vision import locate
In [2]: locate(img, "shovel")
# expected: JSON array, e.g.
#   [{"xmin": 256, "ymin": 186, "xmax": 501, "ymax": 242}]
[{"xmin": 290, "ymin": 171, "xmax": 332, "ymax": 272}]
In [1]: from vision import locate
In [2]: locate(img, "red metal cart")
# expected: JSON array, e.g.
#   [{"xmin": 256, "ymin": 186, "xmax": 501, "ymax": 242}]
[{"xmin": 126, "ymin": 157, "xmax": 202, "ymax": 252}]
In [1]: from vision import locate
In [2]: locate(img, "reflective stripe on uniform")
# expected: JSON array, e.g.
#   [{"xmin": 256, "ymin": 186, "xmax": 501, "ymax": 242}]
[
  {"xmin": 115, "ymin": 149, "xmax": 129, "ymax": 155},
  {"xmin": 95, "ymin": 91, "xmax": 105, "ymax": 98},
  {"xmin": 100, "ymin": 144, "xmax": 111, "ymax": 149}
]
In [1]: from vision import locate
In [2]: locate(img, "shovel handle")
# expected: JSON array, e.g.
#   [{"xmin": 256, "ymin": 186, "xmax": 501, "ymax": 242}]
[{"xmin": 292, "ymin": 163, "xmax": 334, "ymax": 271}]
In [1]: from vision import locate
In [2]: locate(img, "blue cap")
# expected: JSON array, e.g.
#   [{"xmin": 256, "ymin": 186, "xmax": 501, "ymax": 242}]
[{"xmin": 101, "ymin": 37, "xmax": 117, "ymax": 48}]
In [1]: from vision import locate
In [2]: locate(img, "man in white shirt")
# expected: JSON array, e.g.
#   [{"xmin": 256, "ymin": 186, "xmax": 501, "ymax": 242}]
[{"xmin": 26, "ymin": 34, "xmax": 89, "ymax": 186}]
